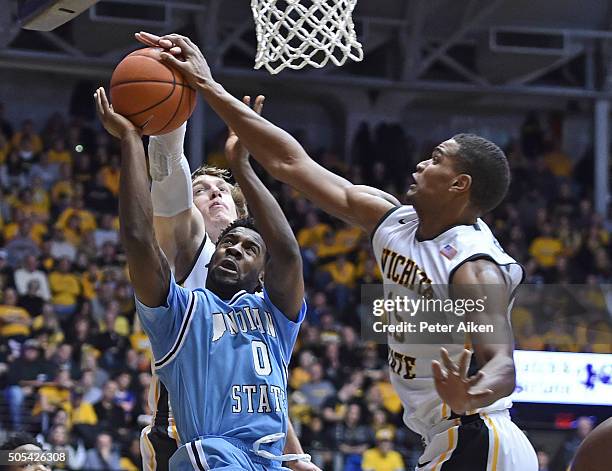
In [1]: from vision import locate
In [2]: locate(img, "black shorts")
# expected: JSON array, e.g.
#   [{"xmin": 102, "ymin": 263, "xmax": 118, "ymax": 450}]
[{"xmin": 141, "ymin": 424, "xmax": 179, "ymax": 471}]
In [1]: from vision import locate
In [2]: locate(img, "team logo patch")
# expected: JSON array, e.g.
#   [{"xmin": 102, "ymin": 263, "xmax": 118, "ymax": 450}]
[{"xmin": 440, "ymin": 244, "xmax": 457, "ymax": 260}]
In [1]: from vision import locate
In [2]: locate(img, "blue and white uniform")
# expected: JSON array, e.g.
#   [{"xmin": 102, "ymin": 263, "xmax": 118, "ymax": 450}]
[{"xmin": 137, "ymin": 275, "xmax": 306, "ymax": 470}]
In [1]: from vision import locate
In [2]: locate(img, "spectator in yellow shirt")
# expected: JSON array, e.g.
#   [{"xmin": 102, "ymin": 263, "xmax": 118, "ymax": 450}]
[
  {"xmin": 529, "ymin": 223, "xmax": 563, "ymax": 268},
  {"xmin": 11, "ymin": 119, "xmax": 43, "ymax": 154},
  {"xmin": 362, "ymin": 429, "xmax": 405, "ymax": 471},
  {"xmin": 4, "ymin": 214, "xmax": 47, "ymax": 246},
  {"xmin": 31, "ymin": 176, "xmax": 51, "ymax": 217},
  {"xmin": 298, "ymin": 211, "xmax": 331, "ymax": 249},
  {"xmin": 99, "ymin": 154, "xmax": 120, "ymax": 196},
  {"xmin": 70, "ymin": 389, "xmax": 98, "ymax": 427},
  {"xmin": 98, "ymin": 301, "xmax": 130, "ymax": 338},
  {"xmin": 335, "ymin": 223, "xmax": 363, "ymax": 255},
  {"xmin": 0, "ymin": 287, "xmax": 31, "ymax": 340},
  {"xmin": 32, "ymin": 303, "xmax": 65, "ymax": 347},
  {"xmin": 325, "ymin": 255, "xmax": 357, "ymax": 311},
  {"xmin": 543, "ymin": 142, "xmax": 573, "ymax": 178},
  {"xmin": 326, "ymin": 255, "xmax": 357, "ymax": 288},
  {"xmin": 13, "ymin": 188, "xmax": 49, "ymax": 222},
  {"xmin": 317, "ymin": 230, "xmax": 344, "ymax": 260},
  {"xmin": 48, "ymin": 257, "xmax": 81, "ymax": 318},
  {"xmin": 51, "ymin": 163, "xmax": 74, "ymax": 206},
  {"xmin": 33, "ymin": 369, "xmax": 73, "ymax": 417},
  {"xmin": 55, "ymin": 197, "xmax": 97, "ymax": 235},
  {"xmin": 47, "ymin": 138, "xmax": 72, "ymax": 165}
]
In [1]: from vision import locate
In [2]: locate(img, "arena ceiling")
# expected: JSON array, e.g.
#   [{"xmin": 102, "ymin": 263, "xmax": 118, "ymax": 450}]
[{"xmin": 2, "ymin": 0, "xmax": 612, "ymax": 101}]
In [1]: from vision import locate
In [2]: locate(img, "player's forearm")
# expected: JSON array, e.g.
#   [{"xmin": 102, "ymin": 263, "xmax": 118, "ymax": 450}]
[
  {"xmin": 120, "ymin": 132, "xmax": 155, "ymax": 244},
  {"xmin": 198, "ymin": 82, "xmax": 308, "ymax": 178},
  {"xmin": 230, "ymin": 158, "xmax": 300, "ymax": 259},
  {"xmin": 470, "ymin": 353, "xmax": 516, "ymax": 411},
  {"xmin": 199, "ymin": 82, "xmax": 366, "ymax": 225},
  {"xmin": 119, "ymin": 131, "xmax": 170, "ymax": 306},
  {"xmin": 284, "ymin": 420, "xmax": 304, "ymax": 458}
]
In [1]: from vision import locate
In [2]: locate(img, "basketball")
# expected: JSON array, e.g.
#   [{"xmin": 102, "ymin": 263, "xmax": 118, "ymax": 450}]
[
  {"xmin": 571, "ymin": 417, "xmax": 612, "ymax": 471},
  {"xmin": 110, "ymin": 47, "xmax": 197, "ymax": 135}
]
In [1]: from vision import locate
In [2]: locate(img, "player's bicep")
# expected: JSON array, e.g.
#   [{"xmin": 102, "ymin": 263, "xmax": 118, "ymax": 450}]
[
  {"xmin": 153, "ymin": 207, "xmax": 205, "ymax": 267},
  {"xmin": 135, "ymin": 275, "xmax": 195, "ymax": 364},
  {"xmin": 282, "ymin": 158, "xmax": 396, "ymax": 231},
  {"xmin": 261, "ymin": 289, "xmax": 306, "ymax": 364},
  {"xmin": 264, "ymin": 251, "xmax": 304, "ymax": 322},
  {"xmin": 452, "ymin": 260, "xmax": 514, "ymax": 363},
  {"xmin": 346, "ymin": 185, "xmax": 398, "ymax": 234},
  {"xmin": 277, "ymin": 157, "xmax": 358, "ymax": 224}
]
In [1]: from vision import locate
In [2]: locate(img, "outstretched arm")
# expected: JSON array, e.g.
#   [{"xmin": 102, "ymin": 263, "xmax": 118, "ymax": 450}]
[
  {"xmin": 138, "ymin": 32, "xmax": 399, "ymax": 235},
  {"xmin": 225, "ymin": 96, "xmax": 303, "ymax": 320},
  {"xmin": 95, "ymin": 87, "xmax": 170, "ymax": 307}
]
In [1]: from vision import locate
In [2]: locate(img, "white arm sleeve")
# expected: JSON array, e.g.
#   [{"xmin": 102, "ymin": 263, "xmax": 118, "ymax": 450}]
[
  {"xmin": 151, "ymin": 155, "xmax": 193, "ymax": 217},
  {"xmin": 149, "ymin": 122, "xmax": 194, "ymax": 217},
  {"xmin": 148, "ymin": 122, "xmax": 187, "ymax": 181}
]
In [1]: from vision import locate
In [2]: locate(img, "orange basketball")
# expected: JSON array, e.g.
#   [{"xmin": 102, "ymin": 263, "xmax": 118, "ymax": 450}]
[{"xmin": 110, "ymin": 47, "xmax": 197, "ymax": 136}]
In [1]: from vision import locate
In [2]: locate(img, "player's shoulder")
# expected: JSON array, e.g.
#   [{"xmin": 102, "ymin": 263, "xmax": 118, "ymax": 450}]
[
  {"xmin": 453, "ymin": 218, "xmax": 514, "ymax": 260},
  {"xmin": 372, "ymin": 205, "xmax": 417, "ymax": 240}
]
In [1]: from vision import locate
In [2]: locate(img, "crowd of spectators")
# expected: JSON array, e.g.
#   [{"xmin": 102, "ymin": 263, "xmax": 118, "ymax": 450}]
[{"xmin": 0, "ymin": 103, "xmax": 609, "ymax": 470}]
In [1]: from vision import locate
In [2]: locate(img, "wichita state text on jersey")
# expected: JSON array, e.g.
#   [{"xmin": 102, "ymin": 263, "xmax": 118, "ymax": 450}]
[
  {"xmin": 371, "ymin": 205, "xmax": 524, "ymax": 438},
  {"xmin": 379, "ymin": 248, "xmax": 433, "ymax": 298}
]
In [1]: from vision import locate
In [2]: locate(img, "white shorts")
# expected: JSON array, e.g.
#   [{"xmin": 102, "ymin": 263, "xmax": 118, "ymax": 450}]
[{"xmin": 416, "ymin": 410, "xmax": 537, "ymax": 471}]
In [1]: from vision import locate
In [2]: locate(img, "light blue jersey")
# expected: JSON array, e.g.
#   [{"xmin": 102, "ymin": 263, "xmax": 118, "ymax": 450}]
[{"xmin": 136, "ymin": 274, "xmax": 306, "ymax": 469}]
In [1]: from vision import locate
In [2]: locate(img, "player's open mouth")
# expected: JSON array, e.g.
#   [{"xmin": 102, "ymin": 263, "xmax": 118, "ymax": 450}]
[
  {"xmin": 218, "ymin": 258, "xmax": 239, "ymax": 274},
  {"xmin": 210, "ymin": 201, "xmax": 227, "ymax": 211}
]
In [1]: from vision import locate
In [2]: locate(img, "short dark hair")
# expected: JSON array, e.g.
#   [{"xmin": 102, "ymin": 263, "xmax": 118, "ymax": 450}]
[
  {"xmin": 0, "ymin": 432, "xmax": 42, "ymax": 451},
  {"xmin": 217, "ymin": 217, "xmax": 259, "ymax": 245},
  {"xmin": 451, "ymin": 133, "xmax": 510, "ymax": 213}
]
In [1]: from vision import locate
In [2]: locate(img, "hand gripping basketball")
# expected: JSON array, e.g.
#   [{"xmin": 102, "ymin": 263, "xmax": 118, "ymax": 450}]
[
  {"xmin": 135, "ymin": 32, "xmax": 215, "ymax": 90},
  {"xmin": 110, "ymin": 46, "xmax": 197, "ymax": 135}
]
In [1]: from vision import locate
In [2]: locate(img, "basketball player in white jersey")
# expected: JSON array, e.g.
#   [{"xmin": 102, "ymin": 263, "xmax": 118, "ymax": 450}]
[
  {"xmin": 142, "ymin": 31, "xmax": 539, "ymax": 471},
  {"xmin": 134, "ymin": 35, "xmax": 319, "ymax": 468}
]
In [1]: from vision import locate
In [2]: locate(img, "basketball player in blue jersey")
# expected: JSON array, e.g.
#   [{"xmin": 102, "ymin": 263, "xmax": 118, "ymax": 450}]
[
  {"xmin": 134, "ymin": 32, "xmax": 319, "ymax": 470},
  {"xmin": 95, "ymin": 87, "xmax": 310, "ymax": 470},
  {"xmin": 143, "ymin": 32, "xmax": 538, "ymax": 470}
]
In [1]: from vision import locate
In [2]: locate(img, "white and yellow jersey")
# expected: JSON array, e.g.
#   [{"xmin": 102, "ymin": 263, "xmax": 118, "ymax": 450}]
[
  {"xmin": 146, "ymin": 234, "xmax": 216, "ymax": 439},
  {"xmin": 371, "ymin": 205, "xmax": 524, "ymax": 438}
]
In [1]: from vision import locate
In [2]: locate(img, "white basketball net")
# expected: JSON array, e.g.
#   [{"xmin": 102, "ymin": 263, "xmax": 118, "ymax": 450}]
[{"xmin": 251, "ymin": 0, "xmax": 364, "ymax": 75}]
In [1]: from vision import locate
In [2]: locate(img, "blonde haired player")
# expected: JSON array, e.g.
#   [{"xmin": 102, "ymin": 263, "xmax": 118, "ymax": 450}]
[
  {"xmin": 144, "ymin": 31, "xmax": 539, "ymax": 471},
  {"xmin": 135, "ymin": 33, "xmax": 318, "ymax": 471}
]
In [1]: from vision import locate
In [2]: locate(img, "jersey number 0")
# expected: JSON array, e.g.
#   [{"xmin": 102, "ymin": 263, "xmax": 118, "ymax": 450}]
[{"xmin": 251, "ymin": 340, "xmax": 272, "ymax": 376}]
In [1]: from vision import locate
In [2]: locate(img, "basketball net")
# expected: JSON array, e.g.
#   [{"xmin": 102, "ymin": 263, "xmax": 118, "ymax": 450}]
[{"xmin": 251, "ymin": 0, "xmax": 364, "ymax": 75}]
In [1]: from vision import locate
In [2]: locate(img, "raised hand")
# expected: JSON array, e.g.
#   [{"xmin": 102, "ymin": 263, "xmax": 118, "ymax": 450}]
[
  {"xmin": 431, "ymin": 348, "xmax": 494, "ymax": 415},
  {"xmin": 135, "ymin": 31, "xmax": 182, "ymax": 56},
  {"xmin": 94, "ymin": 87, "xmax": 140, "ymax": 140},
  {"xmin": 135, "ymin": 32, "xmax": 214, "ymax": 89},
  {"xmin": 225, "ymin": 95, "xmax": 265, "ymax": 168}
]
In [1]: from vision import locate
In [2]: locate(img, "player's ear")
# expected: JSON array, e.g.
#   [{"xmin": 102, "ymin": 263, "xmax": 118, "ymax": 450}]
[
  {"xmin": 257, "ymin": 271, "xmax": 264, "ymax": 291},
  {"xmin": 451, "ymin": 173, "xmax": 471, "ymax": 194}
]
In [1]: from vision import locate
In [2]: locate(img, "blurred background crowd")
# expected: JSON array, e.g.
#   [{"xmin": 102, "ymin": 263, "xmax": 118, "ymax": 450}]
[{"xmin": 0, "ymin": 103, "xmax": 610, "ymax": 471}]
